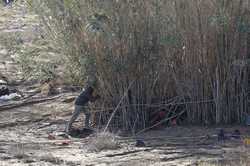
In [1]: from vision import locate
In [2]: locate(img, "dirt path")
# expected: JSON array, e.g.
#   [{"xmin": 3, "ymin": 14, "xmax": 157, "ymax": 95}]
[{"xmin": 0, "ymin": 2, "xmax": 250, "ymax": 166}]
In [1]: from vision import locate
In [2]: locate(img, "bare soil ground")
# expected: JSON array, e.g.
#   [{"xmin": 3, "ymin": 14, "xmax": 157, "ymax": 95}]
[
  {"xmin": 1, "ymin": 101, "xmax": 250, "ymax": 166},
  {"xmin": 0, "ymin": 2, "xmax": 250, "ymax": 166}
]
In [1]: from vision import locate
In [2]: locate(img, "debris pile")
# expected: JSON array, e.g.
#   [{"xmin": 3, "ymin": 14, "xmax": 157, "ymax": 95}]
[{"xmin": 0, "ymin": 80, "xmax": 21, "ymax": 102}]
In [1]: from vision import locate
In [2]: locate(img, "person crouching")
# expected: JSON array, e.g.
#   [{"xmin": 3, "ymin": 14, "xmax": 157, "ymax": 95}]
[{"xmin": 65, "ymin": 86, "xmax": 100, "ymax": 133}]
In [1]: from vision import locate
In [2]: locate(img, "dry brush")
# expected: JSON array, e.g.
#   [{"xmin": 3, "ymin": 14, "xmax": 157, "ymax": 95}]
[{"xmin": 29, "ymin": 0, "xmax": 250, "ymax": 131}]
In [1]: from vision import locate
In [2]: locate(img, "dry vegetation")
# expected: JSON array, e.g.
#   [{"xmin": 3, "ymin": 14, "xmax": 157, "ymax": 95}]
[
  {"xmin": 27, "ymin": 0, "xmax": 250, "ymax": 132},
  {"xmin": 86, "ymin": 132, "xmax": 120, "ymax": 152},
  {"xmin": 1, "ymin": 1, "xmax": 250, "ymax": 166}
]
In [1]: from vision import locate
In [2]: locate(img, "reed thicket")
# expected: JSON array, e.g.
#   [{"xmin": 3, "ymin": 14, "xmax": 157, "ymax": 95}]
[{"xmin": 30, "ymin": 0, "xmax": 250, "ymax": 131}]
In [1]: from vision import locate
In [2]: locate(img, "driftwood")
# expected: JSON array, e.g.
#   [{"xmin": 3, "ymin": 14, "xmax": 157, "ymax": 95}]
[
  {"xmin": 105, "ymin": 148, "xmax": 153, "ymax": 157},
  {"xmin": 0, "ymin": 95, "xmax": 63, "ymax": 112}
]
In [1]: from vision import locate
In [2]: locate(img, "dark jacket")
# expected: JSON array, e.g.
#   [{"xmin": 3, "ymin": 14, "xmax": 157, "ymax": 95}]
[{"xmin": 75, "ymin": 87, "xmax": 93, "ymax": 106}]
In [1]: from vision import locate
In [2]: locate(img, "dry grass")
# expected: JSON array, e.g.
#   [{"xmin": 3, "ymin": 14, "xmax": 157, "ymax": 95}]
[
  {"xmin": 86, "ymin": 132, "xmax": 120, "ymax": 152},
  {"xmin": 28, "ymin": 0, "xmax": 250, "ymax": 131}
]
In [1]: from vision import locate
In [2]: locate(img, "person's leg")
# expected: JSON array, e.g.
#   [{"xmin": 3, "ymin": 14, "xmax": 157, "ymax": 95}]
[
  {"xmin": 65, "ymin": 105, "xmax": 82, "ymax": 132},
  {"xmin": 84, "ymin": 111, "xmax": 91, "ymax": 128}
]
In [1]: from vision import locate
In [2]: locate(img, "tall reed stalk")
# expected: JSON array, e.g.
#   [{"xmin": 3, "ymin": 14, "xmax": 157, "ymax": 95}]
[{"xmin": 30, "ymin": 0, "xmax": 250, "ymax": 131}]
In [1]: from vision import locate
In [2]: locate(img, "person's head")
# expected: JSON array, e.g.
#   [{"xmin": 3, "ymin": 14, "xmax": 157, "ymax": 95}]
[
  {"xmin": 85, "ymin": 86, "xmax": 94, "ymax": 95},
  {"xmin": 87, "ymin": 86, "xmax": 100, "ymax": 102}
]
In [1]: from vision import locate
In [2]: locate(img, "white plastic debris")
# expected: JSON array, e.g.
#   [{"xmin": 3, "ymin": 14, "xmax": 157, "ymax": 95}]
[
  {"xmin": 0, "ymin": 80, "xmax": 7, "ymax": 85},
  {"xmin": 0, "ymin": 93, "xmax": 21, "ymax": 101}
]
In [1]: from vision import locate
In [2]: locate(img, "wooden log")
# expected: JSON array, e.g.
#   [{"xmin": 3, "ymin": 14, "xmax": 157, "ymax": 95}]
[{"xmin": 0, "ymin": 95, "xmax": 63, "ymax": 112}]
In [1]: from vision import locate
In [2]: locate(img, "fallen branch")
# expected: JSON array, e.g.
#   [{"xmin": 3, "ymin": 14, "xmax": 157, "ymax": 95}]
[
  {"xmin": 105, "ymin": 148, "xmax": 153, "ymax": 157},
  {"xmin": 161, "ymin": 154, "xmax": 194, "ymax": 162},
  {"xmin": 0, "ymin": 95, "xmax": 63, "ymax": 112}
]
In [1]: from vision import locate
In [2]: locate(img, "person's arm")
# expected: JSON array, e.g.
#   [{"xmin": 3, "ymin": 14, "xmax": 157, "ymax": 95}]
[{"xmin": 89, "ymin": 94, "xmax": 100, "ymax": 102}]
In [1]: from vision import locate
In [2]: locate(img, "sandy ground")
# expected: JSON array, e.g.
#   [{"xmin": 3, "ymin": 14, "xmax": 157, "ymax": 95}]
[
  {"xmin": 0, "ymin": 99, "xmax": 250, "ymax": 166},
  {"xmin": 0, "ymin": 2, "xmax": 250, "ymax": 166}
]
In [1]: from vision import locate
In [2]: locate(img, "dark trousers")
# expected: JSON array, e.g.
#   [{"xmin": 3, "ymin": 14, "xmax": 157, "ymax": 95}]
[{"xmin": 65, "ymin": 105, "xmax": 91, "ymax": 132}]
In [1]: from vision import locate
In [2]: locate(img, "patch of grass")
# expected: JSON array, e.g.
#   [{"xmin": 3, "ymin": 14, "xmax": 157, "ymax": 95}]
[{"xmin": 87, "ymin": 132, "xmax": 120, "ymax": 152}]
